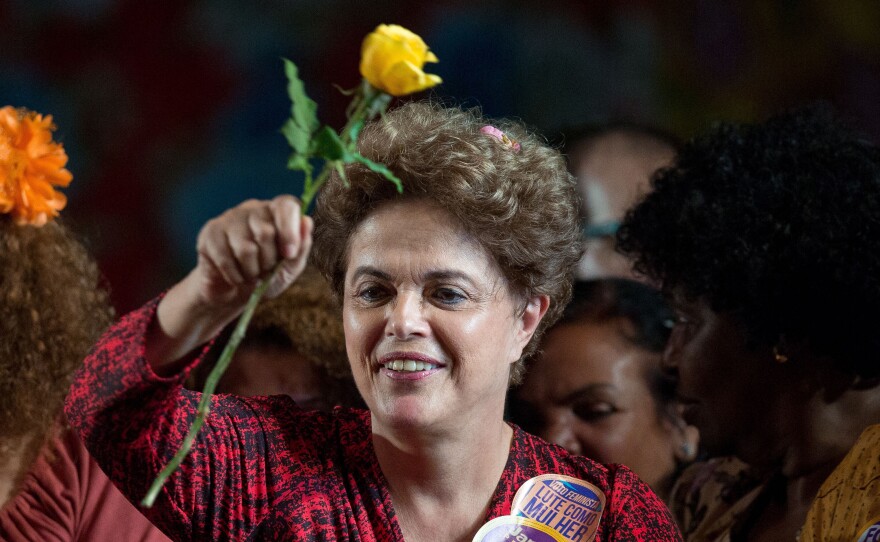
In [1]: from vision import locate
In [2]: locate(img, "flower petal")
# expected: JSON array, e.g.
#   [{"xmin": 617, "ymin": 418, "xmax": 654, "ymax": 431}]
[
  {"xmin": 0, "ymin": 105, "xmax": 71, "ymax": 226},
  {"xmin": 361, "ymin": 24, "xmax": 441, "ymax": 95},
  {"xmin": 381, "ymin": 60, "xmax": 443, "ymax": 96}
]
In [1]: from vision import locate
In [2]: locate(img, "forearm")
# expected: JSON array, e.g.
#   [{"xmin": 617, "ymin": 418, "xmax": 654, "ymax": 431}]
[
  {"xmin": 147, "ymin": 195, "xmax": 312, "ymax": 374},
  {"xmin": 146, "ymin": 271, "xmax": 245, "ymax": 376}
]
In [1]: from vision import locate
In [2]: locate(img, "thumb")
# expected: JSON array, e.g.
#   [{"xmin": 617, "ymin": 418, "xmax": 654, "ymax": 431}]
[{"xmin": 265, "ymin": 215, "xmax": 313, "ymax": 298}]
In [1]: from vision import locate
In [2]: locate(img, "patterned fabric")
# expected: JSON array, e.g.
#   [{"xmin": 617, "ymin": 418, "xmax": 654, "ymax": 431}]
[
  {"xmin": 0, "ymin": 425, "xmax": 169, "ymax": 542},
  {"xmin": 800, "ymin": 424, "xmax": 880, "ymax": 542},
  {"xmin": 65, "ymin": 297, "xmax": 682, "ymax": 541},
  {"xmin": 669, "ymin": 456, "xmax": 766, "ymax": 542}
]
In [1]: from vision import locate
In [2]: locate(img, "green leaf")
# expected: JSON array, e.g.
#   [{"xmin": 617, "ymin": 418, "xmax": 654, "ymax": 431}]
[
  {"xmin": 286, "ymin": 153, "xmax": 311, "ymax": 174},
  {"xmin": 310, "ymin": 126, "xmax": 346, "ymax": 161},
  {"xmin": 347, "ymin": 119, "xmax": 365, "ymax": 145},
  {"xmin": 349, "ymin": 152, "xmax": 403, "ymax": 193},
  {"xmin": 333, "ymin": 160, "xmax": 349, "ymax": 187},
  {"xmin": 283, "ymin": 58, "xmax": 318, "ymax": 155},
  {"xmin": 281, "ymin": 119, "xmax": 311, "ymax": 159}
]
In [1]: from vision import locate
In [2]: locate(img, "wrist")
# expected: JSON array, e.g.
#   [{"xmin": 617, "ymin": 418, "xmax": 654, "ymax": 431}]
[{"xmin": 148, "ymin": 272, "xmax": 243, "ymax": 373}]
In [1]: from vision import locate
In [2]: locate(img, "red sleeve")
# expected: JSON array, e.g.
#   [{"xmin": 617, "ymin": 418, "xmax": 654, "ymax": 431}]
[{"xmin": 64, "ymin": 298, "xmax": 273, "ymax": 541}]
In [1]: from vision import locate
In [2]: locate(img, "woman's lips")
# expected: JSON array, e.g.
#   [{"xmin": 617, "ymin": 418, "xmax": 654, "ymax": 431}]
[
  {"xmin": 676, "ymin": 395, "xmax": 701, "ymax": 425},
  {"xmin": 377, "ymin": 351, "xmax": 445, "ymax": 380}
]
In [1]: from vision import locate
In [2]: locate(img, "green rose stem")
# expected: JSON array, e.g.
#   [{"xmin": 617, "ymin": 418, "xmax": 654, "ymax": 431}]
[{"xmin": 141, "ymin": 81, "xmax": 392, "ymax": 509}]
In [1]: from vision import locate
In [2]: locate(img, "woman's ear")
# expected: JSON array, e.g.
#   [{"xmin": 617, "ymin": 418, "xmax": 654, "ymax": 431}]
[
  {"xmin": 516, "ymin": 295, "xmax": 550, "ymax": 348},
  {"xmin": 674, "ymin": 423, "xmax": 700, "ymax": 463}
]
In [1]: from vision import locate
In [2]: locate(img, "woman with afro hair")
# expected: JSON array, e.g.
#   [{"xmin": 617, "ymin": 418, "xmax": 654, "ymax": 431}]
[{"xmin": 617, "ymin": 104, "xmax": 880, "ymax": 541}]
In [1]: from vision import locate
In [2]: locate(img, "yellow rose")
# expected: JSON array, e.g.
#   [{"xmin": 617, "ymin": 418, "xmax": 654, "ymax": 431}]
[{"xmin": 360, "ymin": 24, "xmax": 442, "ymax": 96}]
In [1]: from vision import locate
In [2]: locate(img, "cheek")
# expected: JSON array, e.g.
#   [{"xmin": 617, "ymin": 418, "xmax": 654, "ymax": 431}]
[
  {"xmin": 342, "ymin": 310, "xmax": 360, "ymax": 358},
  {"xmin": 438, "ymin": 311, "xmax": 515, "ymax": 369},
  {"xmin": 578, "ymin": 418, "xmax": 631, "ymax": 451},
  {"xmin": 570, "ymin": 421, "xmax": 622, "ymax": 463},
  {"xmin": 342, "ymin": 304, "xmax": 383, "ymax": 362}
]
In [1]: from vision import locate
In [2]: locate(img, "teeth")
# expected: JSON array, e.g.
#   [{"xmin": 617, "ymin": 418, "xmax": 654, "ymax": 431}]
[{"xmin": 385, "ymin": 360, "xmax": 437, "ymax": 372}]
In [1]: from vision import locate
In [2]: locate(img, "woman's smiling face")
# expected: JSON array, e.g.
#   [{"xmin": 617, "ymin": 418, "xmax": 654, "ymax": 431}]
[{"xmin": 342, "ymin": 199, "xmax": 545, "ymax": 434}]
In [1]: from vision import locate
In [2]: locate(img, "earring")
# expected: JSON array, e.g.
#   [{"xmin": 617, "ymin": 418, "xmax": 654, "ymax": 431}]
[
  {"xmin": 773, "ymin": 345, "xmax": 789, "ymax": 364},
  {"xmin": 680, "ymin": 442, "xmax": 693, "ymax": 457}
]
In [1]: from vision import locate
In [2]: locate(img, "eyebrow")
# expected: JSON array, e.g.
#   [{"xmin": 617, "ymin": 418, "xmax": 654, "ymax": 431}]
[
  {"xmin": 349, "ymin": 265, "xmax": 479, "ymax": 287},
  {"xmin": 350, "ymin": 266, "xmax": 391, "ymax": 283},
  {"xmin": 559, "ymin": 383, "xmax": 617, "ymax": 404}
]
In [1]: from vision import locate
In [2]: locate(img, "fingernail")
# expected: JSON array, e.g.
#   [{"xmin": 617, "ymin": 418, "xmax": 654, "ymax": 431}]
[{"xmin": 286, "ymin": 244, "xmax": 298, "ymax": 258}]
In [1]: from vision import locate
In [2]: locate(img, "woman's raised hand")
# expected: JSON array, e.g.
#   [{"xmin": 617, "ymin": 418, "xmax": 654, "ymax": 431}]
[
  {"xmin": 195, "ymin": 195, "xmax": 313, "ymax": 307},
  {"xmin": 149, "ymin": 196, "xmax": 313, "ymax": 371}
]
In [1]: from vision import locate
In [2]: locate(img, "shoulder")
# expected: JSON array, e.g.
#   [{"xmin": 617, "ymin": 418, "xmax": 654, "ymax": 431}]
[
  {"xmin": 0, "ymin": 428, "xmax": 170, "ymax": 542},
  {"xmin": 510, "ymin": 425, "xmax": 612, "ymax": 486},
  {"xmin": 508, "ymin": 426, "xmax": 680, "ymax": 538},
  {"xmin": 670, "ymin": 456, "xmax": 765, "ymax": 539},
  {"xmin": 509, "ymin": 425, "xmax": 663, "ymax": 494},
  {"xmin": 812, "ymin": 424, "xmax": 880, "ymax": 498},
  {"xmin": 801, "ymin": 424, "xmax": 880, "ymax": 541}
]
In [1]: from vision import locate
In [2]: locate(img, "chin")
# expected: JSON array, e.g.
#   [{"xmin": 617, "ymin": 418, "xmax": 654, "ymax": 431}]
[
  {"xmin": 375, "ymin": 396, "xmax": 439, "ymax": 430},
  {"xmin": 697, "ymin": 427, "xmax": 741, "ymax": 461}
]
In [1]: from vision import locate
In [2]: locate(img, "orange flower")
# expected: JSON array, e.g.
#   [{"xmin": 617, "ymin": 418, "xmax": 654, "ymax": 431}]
[{"xmin": 0, "ymin": 106, "xmax": 72, "ymax": 226}]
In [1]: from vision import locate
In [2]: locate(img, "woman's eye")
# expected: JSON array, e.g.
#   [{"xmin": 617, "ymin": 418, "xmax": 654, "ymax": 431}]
[
  {"xmin": 357, "ymin": 285, "xmax": 387, "ymax": 303},
  {"xmin": 433, "ymin": 287, "xmax": 466, "ymax": 305},
  {"xmin": 672, "ymin": 313, "xmax": 698, "ymax": 340},
  {"xmin": 571, "ymin": 402, "xmax": 617, "ymax": 422}
]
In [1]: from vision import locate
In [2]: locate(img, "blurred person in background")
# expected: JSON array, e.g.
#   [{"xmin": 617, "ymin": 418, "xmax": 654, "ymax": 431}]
[
  {"xmin": 511, "ymin": 278, "xmax": 699, "ymax": 503},
  {"xmin": 561, "ymin": 123, "xmax": 679, "ymax": 281},
  {"xmin": 617, "ymin": 104, "xmax": 880, "ymax": 542},
  {"xmin": 189, "ymin": 264, "xmax": 364, "ymax": 410}
]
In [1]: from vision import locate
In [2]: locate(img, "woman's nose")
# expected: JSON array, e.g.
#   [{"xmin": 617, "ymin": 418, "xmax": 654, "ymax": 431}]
[
  {"xmin": 542, "ymin": 413, "xmax": 583, "ymax": 455},
  {"xmin": 385, "ymin": 292, "xmax": 429, "ymax": 339},
  {"xmin": 661, "ymin": 326, "xmax": 684, "ymax": 373}
]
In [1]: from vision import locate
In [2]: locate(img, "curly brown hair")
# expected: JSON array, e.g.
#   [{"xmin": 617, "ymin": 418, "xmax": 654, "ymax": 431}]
[
  {"xmin": 312, "ymin": 101, "xmax": 583, "ymax": 383},
  {"xmin": 247, "ymin": 265, "xmax": 348, "ymax": 379},
  {"xmin": 0, "ymin": 217, "xmax": 113, "ymax": 463}
]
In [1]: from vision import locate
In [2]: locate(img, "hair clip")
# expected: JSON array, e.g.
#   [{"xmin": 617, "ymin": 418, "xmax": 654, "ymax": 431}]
[{"xmin": 480, "ymin": 125, "xmax": 521, "ymax": 152}]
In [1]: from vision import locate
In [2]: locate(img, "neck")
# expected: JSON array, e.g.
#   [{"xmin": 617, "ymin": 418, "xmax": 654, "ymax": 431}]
[
  {"xmin": 372, "ymin": 411, "xmax": 513, "ymax": 542},
  {"xmin": 771, "ymin": 383, "xmax": 880, "ymax": 508}
]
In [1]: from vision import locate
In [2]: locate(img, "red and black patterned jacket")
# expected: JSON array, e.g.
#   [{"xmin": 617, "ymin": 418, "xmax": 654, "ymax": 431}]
[{"xmin": 65, "ymin": 298, "xmax": 682, "ymax": 541}]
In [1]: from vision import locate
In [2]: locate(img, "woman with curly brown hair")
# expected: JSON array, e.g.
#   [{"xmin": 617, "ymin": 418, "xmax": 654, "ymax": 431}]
[
  {"xmin": 0, "ymin": 105, "xmax": 168, "ymax": 540},
  {"xmin": 617, "ymin": 105, "xmax": 880, "ymax": 542},
  {"xmin": 66, "ymin": 101, "xmax": 681, "ymax": 541},
  {"xmin": 0, "ymin": 219, "xmax": 113, "ymax": 505}
]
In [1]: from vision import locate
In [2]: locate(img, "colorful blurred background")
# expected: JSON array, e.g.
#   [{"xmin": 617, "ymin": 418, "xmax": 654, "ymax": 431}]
[{"xmin": 2, "ymin": 0, "xmax": 878, "ymax": 312}]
